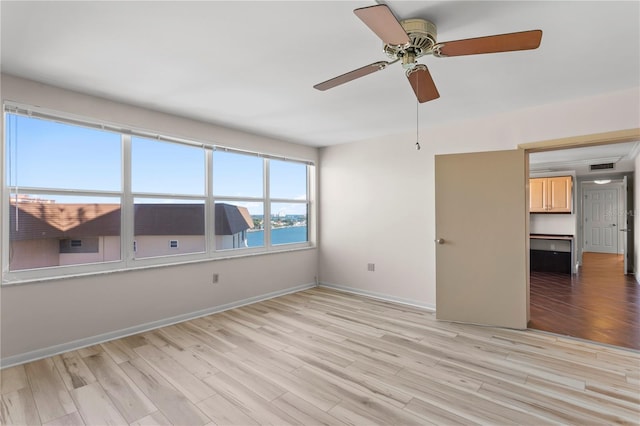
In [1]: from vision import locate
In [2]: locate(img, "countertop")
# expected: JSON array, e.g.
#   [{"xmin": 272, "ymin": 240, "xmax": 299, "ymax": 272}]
[{"xmin": 530, "ymin": 234, "xmax": 574, "ymax": 240}]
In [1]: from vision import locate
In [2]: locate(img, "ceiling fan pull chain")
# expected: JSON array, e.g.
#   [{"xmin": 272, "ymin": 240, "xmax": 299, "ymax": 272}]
[{"xmin": 415, "ymin": 93, "xmax": 421, "ymax": 151}]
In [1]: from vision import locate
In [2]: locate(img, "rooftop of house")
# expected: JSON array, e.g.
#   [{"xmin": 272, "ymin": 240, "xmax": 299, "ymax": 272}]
[{"xmin": 9, "ymin": 202, "xmax": 253, "ymax": 240}]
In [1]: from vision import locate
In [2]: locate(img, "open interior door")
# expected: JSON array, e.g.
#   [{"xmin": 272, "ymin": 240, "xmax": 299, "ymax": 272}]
[
  {"xmin": 622, "ymin": 175, "xmax": 635, "ymax": 274},
  {"xmin": 435, "ymin": 149, "xmax": 529, "ymax": 329}
]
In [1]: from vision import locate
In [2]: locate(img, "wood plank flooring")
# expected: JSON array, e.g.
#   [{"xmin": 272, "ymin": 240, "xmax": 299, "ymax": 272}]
[
  {"xmin": 530, "ymin": 252, "xmax": 640, "ymax": 350},
  {"xmin": 2, "ymin": 287, "xmax": 639, "ymax": 425}
]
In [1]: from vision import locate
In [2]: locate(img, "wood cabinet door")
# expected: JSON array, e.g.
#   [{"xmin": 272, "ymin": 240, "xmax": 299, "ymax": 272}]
[
  {"xmin": 547, "ymin": 176, "xmax": 572, "ymax": 212},
  {"xmin": 529, "ymin": 178, "xmax": 546, "ymax": 212}
]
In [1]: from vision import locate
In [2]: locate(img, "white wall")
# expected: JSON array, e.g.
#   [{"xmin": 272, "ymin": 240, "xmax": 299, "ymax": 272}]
[
  {"xmin": 0, "ymin": 75, "xmax": 318, "ymax": 361},
  {"xmin": 529, "ymin": 214, "xmax": 575, "ymax": 235},
  {"xmin": 529, "ymin": 171, "xmax": 577, "ymax": 238},
  {"xmin": 320, "ymin": 87, "xmax": 640, "ymax": 306}
]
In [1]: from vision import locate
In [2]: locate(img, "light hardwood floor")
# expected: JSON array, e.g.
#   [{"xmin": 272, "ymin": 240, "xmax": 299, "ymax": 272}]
[{"xmin": 2, "ymin": 287, "xmax": 639, "ymax": 425}]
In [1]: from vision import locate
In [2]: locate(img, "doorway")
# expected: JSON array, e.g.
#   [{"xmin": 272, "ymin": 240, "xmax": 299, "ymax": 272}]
[
  {"xmin": 526, "ymin": 138, "xmax": 639, "ymax": 349},
  {"xmin": 583, "ymin": 186, "xmax": 620, "ymax": 254},
  {"xmin": 529, "ymin": 253, "xmax": 638, "ymax": 349},
  {"xmin": 580, "ymin": 179, "xmax": 631, "ymax": 274}
]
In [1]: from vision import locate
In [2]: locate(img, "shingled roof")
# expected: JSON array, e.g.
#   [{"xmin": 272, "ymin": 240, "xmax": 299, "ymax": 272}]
[
  {"xmin": 9, "ymin": 203, "xmax": 121, "ymax": 240},
  {"xmin": 215, "ymin": 203, "xmax": 255, "ymax": 235},
  {"xmin": 134, "ymin": 204, "xmax": 204, "ymax": 236},
  {"xmin": 9, "ymin": 202, "xmax": 253, "ymax": 240}
]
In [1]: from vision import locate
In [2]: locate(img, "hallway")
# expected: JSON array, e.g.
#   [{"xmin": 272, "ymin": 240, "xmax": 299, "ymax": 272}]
[{"xmin": 529, "ymin": 252, "xmax": 640, "ymax": 350}]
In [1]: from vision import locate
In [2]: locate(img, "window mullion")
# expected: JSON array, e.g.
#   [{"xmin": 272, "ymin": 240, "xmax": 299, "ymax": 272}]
[
  {"xmin": 206, "ymin": 147, "xmax": 215, "ymax": 254},
  {"xmin": 130, "ymin": 192, "xmax": 206, "ymax": 200},
  {"xmin": 1, "ymin": 113, "xmax": 9, "ymax": 281},
  {"xmin": 122, "ymin": 134, "xmax": 134, "ymax": 266},
  {"xmin": 308, "ymin": 164, "xmax": 314, "ymax": 245},
  {"xmin": 269, "ymin": 198, "xmax": 308, "ymax": 204},
  {"xmin": 264, "ymin": 158, "xmax": 271, "ymax": 249}
]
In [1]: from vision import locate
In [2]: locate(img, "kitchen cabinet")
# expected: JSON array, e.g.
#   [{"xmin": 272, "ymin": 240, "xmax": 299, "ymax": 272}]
[
  {"xmin": 530, "ymin": 234, "xmax": 574, "ymax": 274},
  {"xmin": 529, "ymin": 176, "xmax": 572, "ymax": 213}
]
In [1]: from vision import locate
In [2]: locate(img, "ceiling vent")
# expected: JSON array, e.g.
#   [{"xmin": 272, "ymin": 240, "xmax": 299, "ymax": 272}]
[{"xmin": 590, "ymin": 163, "xmax": 615, "ymax": 171}]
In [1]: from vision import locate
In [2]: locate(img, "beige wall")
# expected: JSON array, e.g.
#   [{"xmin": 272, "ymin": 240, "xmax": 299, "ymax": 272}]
[
  {"xmin": 59, "ymin": 236, "xmax": 121, "ymax": 265},
  {"xmin": 319, "ymin": 87, "xmax": 640, "ymax": 306},
  {"xmin": 135, "ymin": 235, "xmax": 206, "ymax": 258},
  {"xmin": 0, "ymin": 75, "xmax": 318, "ymax": 361},
  {"xmin": 1, "ymin": 249, "xmax": 316, "ymax": 359},
  {"xmin": 9, "ymin": 239, "xmax": 59, "ymax": 270}
]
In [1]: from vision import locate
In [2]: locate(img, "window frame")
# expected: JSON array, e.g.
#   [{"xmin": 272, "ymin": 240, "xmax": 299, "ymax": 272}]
[{"xmin": 2, "ymin": 103, "xmax": 315, "ymax": 285}]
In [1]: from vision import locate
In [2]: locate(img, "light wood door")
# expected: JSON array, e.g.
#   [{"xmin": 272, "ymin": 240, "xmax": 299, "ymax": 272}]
[
  {"xmin": 547, "ymin": 176, "xmax": 572, "ymax": 212},
  {"xmin": 529, "ymin": 178, "xmax": 546, "ymax": 212},
  {"xmin": 435, "ymin": 149, "xmax": 529, "ymax": 329}
]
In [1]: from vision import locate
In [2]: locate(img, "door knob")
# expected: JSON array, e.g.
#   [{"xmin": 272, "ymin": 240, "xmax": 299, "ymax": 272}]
[{"xmin": 435, "ymin": 238, "xmax": 445, "ymax": 244}]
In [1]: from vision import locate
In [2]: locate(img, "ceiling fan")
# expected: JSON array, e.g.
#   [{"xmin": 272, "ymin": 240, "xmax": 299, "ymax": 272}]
[{"xmin": 313, "ymin": 4, "xmax": 543, "ymax": 103}]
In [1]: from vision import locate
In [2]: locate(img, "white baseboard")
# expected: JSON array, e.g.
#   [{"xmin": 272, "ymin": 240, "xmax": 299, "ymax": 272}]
[
  {"xmin": 319, "ymin": 282, "xmax": 435, "ymax": 311},
  {"xmin": 1, "ymin": 282, "xmax": 315, "ymax": 369}
]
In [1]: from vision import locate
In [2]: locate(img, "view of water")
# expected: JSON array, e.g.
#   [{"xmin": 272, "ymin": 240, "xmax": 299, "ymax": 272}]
[{"xmin": 247, "ymin": 226, "xmax": 307, "ymax": 247}]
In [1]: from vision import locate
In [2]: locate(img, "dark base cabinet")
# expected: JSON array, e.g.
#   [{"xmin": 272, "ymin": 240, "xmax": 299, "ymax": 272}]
[{"xmin": 530, "ymin": 250, "xmax": 571, "ymax": 274}]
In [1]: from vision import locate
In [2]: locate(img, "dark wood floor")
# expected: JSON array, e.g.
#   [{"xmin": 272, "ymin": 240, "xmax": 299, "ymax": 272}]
[{"xmin": 529, "ymin": 252, "xmax": 640, "ymax": 350}]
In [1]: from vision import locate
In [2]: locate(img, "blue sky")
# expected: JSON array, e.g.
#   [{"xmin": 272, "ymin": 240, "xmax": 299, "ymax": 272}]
[{"xmin": 5, "ymin": 114, "xmax": 307, "ymax": 215}]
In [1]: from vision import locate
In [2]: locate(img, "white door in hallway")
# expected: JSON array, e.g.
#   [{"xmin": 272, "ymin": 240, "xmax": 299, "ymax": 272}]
[{"xmin": 584, "ymin": 188, "xmax": 618, "ymax": 254}]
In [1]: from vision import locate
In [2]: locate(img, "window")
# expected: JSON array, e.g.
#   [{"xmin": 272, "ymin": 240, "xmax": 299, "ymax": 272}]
[
  {"xmin": 213, "ymin": 150, "xmax": 263, "ymax": 198},
  {"xmin": 5, "ymin": 114, "xmax": 121, "ymax": 191},
  {"xmin": 132, "ymin": 137, "xmax": 205, "ymax": 195},
  {"xmin": 2, "ymin": 105, "xmax": 314, "ymax": 284},
  {"xmin": 213, "ymin": 150, "xmax": 264, "ymax": 251},
  {"xmin": 132, "ymin": 137, "xmax": 206, "ymax": 259},
  {"xmin": 270, "ymin": 202, "xmax": 308, "ymax": 245},
  {"xmin": 5, "ymin": 112, "xmax": 122, "ymax": 273},
  {"xmin": 269, "ymin": 160, "xmax": 308, "ymax": 245},
  {"xmin": 133, "ymin": 198, "xmax": 205, "ymax": 258},
  {"xmin": 269, "ymin": 160, "xmax": 309, "ymax": 245}
]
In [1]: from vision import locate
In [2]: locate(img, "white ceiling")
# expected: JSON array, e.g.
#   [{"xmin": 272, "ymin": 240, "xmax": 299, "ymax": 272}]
[
  {"xmin": 530, "ymin": 141, "xmax": 640, "ymax": 177},
  {"xmin": 1, "ymin": 1, "xmax": 639, "ymax": 147}
]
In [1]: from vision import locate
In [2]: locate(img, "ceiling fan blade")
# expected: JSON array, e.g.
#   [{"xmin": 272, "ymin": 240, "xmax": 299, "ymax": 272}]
[
  {"xmin": 407, "ymin": 65, "xmax": 440, "ymax": 103},
  {"xmin": 434, "ymin": 30, "xmax": 542, "ymax": 57},
  {"xmin": 314, "ymin": 61, "xmax": 389, "ymax": 91},
  {"xmin": 354, "ymin": 4, "xmax": 410, "ymax": 46}
]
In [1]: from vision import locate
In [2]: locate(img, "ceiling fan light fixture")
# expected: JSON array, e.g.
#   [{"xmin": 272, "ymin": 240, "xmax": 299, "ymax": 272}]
[{"xmin": 313, "ymin": 4, "xmax": 542, "ymax": 104}]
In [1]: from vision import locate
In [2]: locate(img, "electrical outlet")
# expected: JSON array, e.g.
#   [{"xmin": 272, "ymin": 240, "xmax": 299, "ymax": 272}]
[
  {"xmin": 212, "ymin": 273, "xmax": 219, "ymax": 284},
  {"xmin": 367, "ymin": 263, "xmax": 375, "ymax": 272}
]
